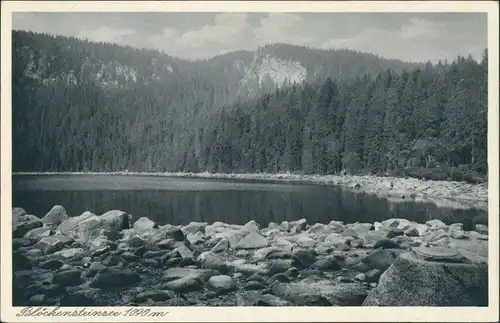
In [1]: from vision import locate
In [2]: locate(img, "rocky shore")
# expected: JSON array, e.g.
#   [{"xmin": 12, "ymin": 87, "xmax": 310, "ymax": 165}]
[
  {"xmin": 14, "ymin": 172, "xmax": 489, "ymax": 211},
  {"xmin": 12, "ymin": 205, "xmax": 489, "ymax": 307}
]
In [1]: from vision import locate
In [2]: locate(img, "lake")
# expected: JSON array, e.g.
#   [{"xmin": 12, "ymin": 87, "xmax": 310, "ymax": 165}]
[{"xmin": 12, "ymin": 175, "xmax": 486, "ymax": 226}]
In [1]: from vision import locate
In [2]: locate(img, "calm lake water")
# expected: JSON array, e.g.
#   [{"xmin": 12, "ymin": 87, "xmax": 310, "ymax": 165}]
[{"xmin": 12, "ymin": 175, "xmax": 486, "ymax": 226}]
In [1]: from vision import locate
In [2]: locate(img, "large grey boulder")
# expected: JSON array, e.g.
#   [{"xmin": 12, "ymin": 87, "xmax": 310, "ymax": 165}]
[
  {"xmin": 234, "ymin": 231, "xmax": 269, "ymax": 250},
  {"xmin": 362, "ymin": 250, "xmax": 488, "ymax": 306},
  {"xmin": 207, "ymin": 275, "xmax": 236, "ymax": 292},
  {"xmin": 99, "ymin": 210, "xmax": 131, "ymax": 231},
  {"xmin": 13, "ymin": 214, "xmax": 42, "ymax": 238},
  {"xmin": 133, "ymin": 217, "xmax": 157, "ymax": 234},
  {"xmin": 24, "ymin": 227, "xmax": 52, "ymax": 243},
  {"xmin": 271, "ymin": 281, "xmax": 368, "ymax": 306},
  {"xmin": 41, "ymin": 205, "xmax": 69, "ymax": 227},
  {"xmin": 56, "ymin": 211, "xmax": 95, "ymax": 239},
  {"xmin": 90, "ymin": 267, "xmax": 140, "ymax": 289}
]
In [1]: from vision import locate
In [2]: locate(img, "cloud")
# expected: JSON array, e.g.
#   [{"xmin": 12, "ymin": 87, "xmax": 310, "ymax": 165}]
[
  {"xmin": 76, "ymin": 26, "xmax": 136, "ymax": 44},
  {"xmin": 161, "ymin": 27, "xmax": 180, "ymax": 39},
  {"xmin": 149, "ymin": 13, "xmax": 250, "ymax": 57},
  {"xmin": 321, "ymin": 17, "xmax": 485, "ymax": 63},
  {"xmin": 254, "ymin": 13, "xmax": 311, "ymax": 45}
]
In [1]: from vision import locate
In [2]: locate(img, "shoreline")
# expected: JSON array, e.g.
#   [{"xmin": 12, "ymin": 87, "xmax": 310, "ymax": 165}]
[
  {"xmin": 13, "ymin": 171, "xmax": 489, "ymax": 211},
  {"xmin": 12, "ymin": 205, "xmax": 489, "ymax": 307}
]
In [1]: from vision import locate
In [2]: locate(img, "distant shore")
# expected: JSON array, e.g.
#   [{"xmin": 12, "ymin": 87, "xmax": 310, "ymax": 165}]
[{"xmin": 13, "ymin": 172, "xmax": 488, "ymax": 211}]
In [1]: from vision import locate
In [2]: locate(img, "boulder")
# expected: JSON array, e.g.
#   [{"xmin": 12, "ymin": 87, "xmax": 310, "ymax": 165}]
[
  {"xmin": 340, "ymin": 229, "xmax": 359, "ymax": 239},
  {"xmin": 307, "ymin": 223, "xmax": 332, "ymax": 235},
  {"xmin": 86, "ymin": 262, "xmax": 106, "ymax": 278},
  {"xmin": 101, "ymin": 228, "xmax": 122, "ymax": 242},
  {"xmin": 40, "ymin": 258, "xmax": 63, "ymax": 270},
  {"xmin": 267, "ymin": 259, "xmax": 294, "ymax": 276},
  {"xmin": 325, "ymin": 233, "xmax": 347, "ymax": 246},
  {"xmin": 13, "ymin": 216, "xmax": 42, "ymax": 238},
  {"xmin": 89, "ymin": 237, "xmax": 116, "ymax": 252},
  {"xmin": 362, "ymin": 252, "xmax": 488, "ymax": 306},
  {"xmin": 355, "ymin": 273, "xmax": 366, "ymax": 281},
  {"xmin": 268, "ymin": 222, "xmax": 279, "ymax": 230},
  {"xmin": 52, "ymin": 270, "xmax": 82, "ymax": 286},
  {"xmin": 361, "ymin": 249, "xmax": 404, "ymax": 271},
  {"xmin": 315, "ymin": 242, "xmax": 334, "ymax": 255},
  {"xmin": 278, "ymin": 221, "xmax": 291, "ymax": 232},
  {"xmin": 210, "ymin": 238, "xmax": 229, "ymax": 253},
  {"xmin": 365, "ymin": 269, "xmax": 382, "ymax": 283},
  {"xmin": 229, "ymin": 259, "xmax": 267, "ymax": 276},
  {"xmin": 373, "ymin": 238, "xmax": 401, "ymax": 249},
  {"xmin": 41, "ymin": 205, "xmax": 69, "ymax": 227},
  {"xmin": 272, "ymin": 239, "xmax": 294, "ymax": 253},
  {"xmin": 99, "ymin": 210, "xmax": 131, "ymax": 231},
  {"xmin": 297, "ymin": 236, "xmax": 317, "ymax": 248},
  {"xmin": 90, "ymin": 268, "xmax": 140, "ymax": 289},
  {"xmin": 450, "ymin": 230, "xmax": 468, "ymax": 240},
  {"xmin": 161, "ymin": 225, "xmax": 185, "ymax": 242},
  {"xmin": 412, "ymin": 246, "xmax": 467, "ymax": 263},
  {"xmin": 242, "ymin": 220, "xmax": 260, "ymax": 232},
  {"xmin": 271, "ymin": 281, "xmax": 368, "ymax": 306},
  {"xmin": 182, "ymin": 222, "xmax": 207, "ymax": 235},
  {"xmin": 199, "ymin": 252, "xmax": 229, "ymax": 273},
  {"xmin": 56, "ymin": 211, "xmax": 95, "ymax": 237},
  {"xmin": 243, "ymin": 281, "xmax": 267, "ymax": 291},
  {"xmin": 290, "ymin": 218, "xmax": 307, "ymax": 233},
  {"xmin": 77, "ymin": 216, "xmax": 112, "ymax": 243},
  {"xmin": 186, "ymin": 232, "xmax": 205, "ymax": 245},
  {"xmin": 426, "ymin": 219, "xmax": 447, "ymax": 231},
  {"xmin": 134, "ymin": 290, "xmax": 176, "ymax": 303},
  {"xmin": 12, "ymin": 207, "xmax": 27, "ymax": 218},
  {"xmin": 310, "ymin": 256, "xmax": 341, "ymax": 271},
  {"xmin": 162, "ymin": 277, "xmax": 201, "ymax": 292},
  {"xmin": 24, "ymin": 227, "xmax": 52, "ymax": 243},
  {"xmin": 173, "ymin": 242, "xmax": 194, "ymax": 259},
  {"xmin": 162, "ymin": 267, "xmax": 218, "ymax": 291},
  {"xmin": 386, "ymin": 228, "xmax": 405, "ymax": 239},
  {"xmin": 362, "ymin": 230, "xmax": 387, "ymax": 248},
  {"xmin": 52, "ymin": 248, "xmax": 86, "ymax": 262},
  {"xmin": 328, "ymin": 221, "xmax": 345, "ymax": 233},
  {"xmin": 236, "ymin": 292, "xmax": 292, "ymax": 306},
  {"xmin": 350, "ymin": 223, "xmax": 373, "ymax": 236},
  {"xmin": 26, "ymin": 249, "xmax": 43, "ymax": 259},
  {"xmin": 292, "ymin": 249, "xmax": 316, "ymax": 269},
  {"xmin": 404, "ymin": 227, "xmax": 420, "ymax": 237},
  {"xmin": 13, "ymin": 237, "xmax": 32, "ymax": 250},
  {"xmin": 133, "ymin": 217, "xmax": 157, "ymax": 233},
  {"xmin": 158, "ymin": 238, "xmax": 176, "ymax": 250},
  {"xmin": 207, "ymin": 275, "xmax": 236, "ymax": 292},
  {"xmin": 33, "ymin": 236, "xmax": 65, "ymax": 254},
  {"xmin": 254, "ymin": 247, "xmax": 282, "ymax": 261},
  {"xmin": 163, "ymin": 267, "xmax": 218, "ymax": 282},
  {"xmin": 101, "ymin": 253, "xmax": 121, "ymax": 267},
  {"xmin": 234, "ymin": 231, "xmax": 269, "ymax": 250}
]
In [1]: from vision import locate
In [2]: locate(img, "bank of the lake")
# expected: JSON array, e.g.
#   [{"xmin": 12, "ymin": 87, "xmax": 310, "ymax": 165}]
[
  {"xmin": 13, "ymin": 172, "xmax": 489, "ymax": 211},
  {"xmin": 12, "ymin": 205, "xmax": 488, "ymax": 307}
]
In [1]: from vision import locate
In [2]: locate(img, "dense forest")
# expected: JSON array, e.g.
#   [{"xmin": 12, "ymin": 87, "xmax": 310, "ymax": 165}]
[{"xmin": 12, "ymin": 31, "xmax": 488, "ymax": 182}]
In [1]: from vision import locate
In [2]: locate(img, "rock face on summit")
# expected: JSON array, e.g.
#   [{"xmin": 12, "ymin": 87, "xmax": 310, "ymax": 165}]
[{"xmin": 362, "ymin": 248, "xmax": 488, "ymax": 306}]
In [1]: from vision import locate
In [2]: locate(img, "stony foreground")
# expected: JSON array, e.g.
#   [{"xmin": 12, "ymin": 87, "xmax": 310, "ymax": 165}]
[{"xmin": 12, "ymin": 206, "xmax": 489, "ymax": 307}]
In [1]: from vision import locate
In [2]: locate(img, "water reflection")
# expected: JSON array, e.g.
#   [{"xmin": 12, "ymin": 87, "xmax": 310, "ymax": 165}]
[{"xmin": 12, "ymin": 179, "xmax": 486, "ymax": 226}]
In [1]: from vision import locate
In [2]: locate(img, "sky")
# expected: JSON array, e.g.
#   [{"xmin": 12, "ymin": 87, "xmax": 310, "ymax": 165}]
[{"xmin": 12, "ymin": 12, "xmax": 487, "ymax": 63}]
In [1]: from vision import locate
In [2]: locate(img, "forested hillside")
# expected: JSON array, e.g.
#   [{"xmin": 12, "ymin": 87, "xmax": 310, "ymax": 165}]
[
  {"xmin": 12, "ymin": 30, "xmax": 487, "ymax": 182},
  {"xmin": 206, "ymin": 54, "xmax": 488, "ymax": 183}
]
